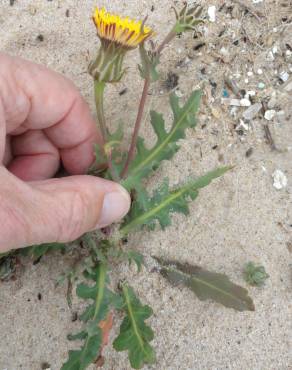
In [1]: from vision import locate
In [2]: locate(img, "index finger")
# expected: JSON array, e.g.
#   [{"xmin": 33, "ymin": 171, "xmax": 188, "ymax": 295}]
[{"xmin": 0, "ymin": 53, "xmax": 101, "ymax": 174}]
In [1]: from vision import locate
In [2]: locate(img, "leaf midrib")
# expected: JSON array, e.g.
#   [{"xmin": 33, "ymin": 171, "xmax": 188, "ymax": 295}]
[
  {"xmin": 130, "ymin": 93, "xmax": 198, "ymax": 176},
  {"xmin": 120, "ymin": 184, "xmax": 193, "ymax": 236},
  {"xmin": 167, "ymin": 267, "xmax": 250, "ymax": 308},
  {"xmin": 122, "ymin": 285, "xmax": 149, "ymax": 357}
]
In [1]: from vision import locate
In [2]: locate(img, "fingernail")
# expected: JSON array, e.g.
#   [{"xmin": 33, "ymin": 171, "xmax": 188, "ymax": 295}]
[{"xmin": 95, "ymin": 185, "xmax": 131, "ymax": 229}]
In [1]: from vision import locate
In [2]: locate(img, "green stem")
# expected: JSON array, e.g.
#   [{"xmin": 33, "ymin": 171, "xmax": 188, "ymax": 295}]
[
  {"xmin": 94, "ymin": 81, "xmax": 107, "ymax": 143},
  {"xmin": 94, "ymin": 80, "xmax": 120, "ymax": 182}
]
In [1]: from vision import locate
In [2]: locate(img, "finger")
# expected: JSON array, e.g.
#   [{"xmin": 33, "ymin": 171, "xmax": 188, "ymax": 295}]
[
  {"xmin": 8, "ymin": 130, "xmax": 60, "ymax": 180},
  {"xmin": 0, "ymin": 53, "xmax": 102, "ymax": 174},
  {"xmin": 0, "ymin": 167, "xmax": 130, "ymax": 252}
]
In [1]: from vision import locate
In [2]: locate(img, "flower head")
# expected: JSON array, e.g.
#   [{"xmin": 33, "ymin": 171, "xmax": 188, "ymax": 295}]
[{"xmin": 93, "ymin": 7, "xmax": 153, "ymax": 49}]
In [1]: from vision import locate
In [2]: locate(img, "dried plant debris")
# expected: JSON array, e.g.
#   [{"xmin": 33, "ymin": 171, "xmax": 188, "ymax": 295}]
[{"xmin": 155, "ymin": 257, "xmax": 255, "ymax": 311}]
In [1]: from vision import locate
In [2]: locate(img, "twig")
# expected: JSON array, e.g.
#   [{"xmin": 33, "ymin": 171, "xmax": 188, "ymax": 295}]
[
  {"xmin": 233, "ymin": 0, "xmax": 265, "ymax": 22},
  {"xmin": 224, "ymin": 75, "xmax": 242, "ymax": 98},
  {"xmin": 263, "ymin": 124, "xmax": 276, "ymax": 151}
]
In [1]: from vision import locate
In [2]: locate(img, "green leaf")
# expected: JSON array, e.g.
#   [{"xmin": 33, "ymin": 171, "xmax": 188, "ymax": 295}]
[
  {"xmin": 120, "ymin": 167, "xmax": 230, "ymax": 236},
  {"xmin": 20, "ymin": 242, "xmax": 66, "ymax": 260},
  {"xmin": 61, "ymin": 263, "xmax": 115, "ymax": 370},
  {"xmin": 127, "ymin": 251, "xmax": 145, "ymax": 272},
  {"xmin": 138, "ymin": 44, "xmax": 160, "ymax": 82},
  {"xmin": 155, "ymin": 257, "xmax": 255, "ymax": 312},
  {"xmin": 243, "ymin": 261, "xmax": 269, "ymax": 287},
  {"xmin": 122, "ymin": 91, "xmax": 201, "ymax": 191},
  {"xmin": 113, "ymin": 285, "xmax": 155, "ymax": 369}
]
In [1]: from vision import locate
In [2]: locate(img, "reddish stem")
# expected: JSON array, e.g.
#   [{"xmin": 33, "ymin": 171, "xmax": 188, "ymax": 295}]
[{"xmin": 121, "ymin": 77, "xmax": 150, "ymax": 178}]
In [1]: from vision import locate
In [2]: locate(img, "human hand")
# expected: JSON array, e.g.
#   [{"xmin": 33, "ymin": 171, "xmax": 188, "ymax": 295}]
[{"xmin": 0, "ymin": 53, "xmax": 130, "ymax": 252}]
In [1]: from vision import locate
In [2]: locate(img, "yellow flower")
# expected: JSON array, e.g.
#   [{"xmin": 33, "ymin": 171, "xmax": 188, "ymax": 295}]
[{"xmin": 93, "ymin": 7, "xmax": 153, "ymax": 49}]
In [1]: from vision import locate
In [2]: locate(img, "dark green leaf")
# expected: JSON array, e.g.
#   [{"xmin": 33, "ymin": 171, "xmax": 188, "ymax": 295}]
[
  {"xmin": 61, "ymin": 333, "xmax": 102, "ymax": 370},
  {"xmin": 156, "ymin": 257, "xmax": 255, "ymax": 311},
  {"xmin": 20, "ymin": 242, "xmax": 66, "ymax": 260},
  {"xmin": 120, "ymin": 167, "xmax": 230, "ymax": 236},
  {"xmin": 122, "ymin": 91, "xmax": 201, "ymax": 191},
  {"xmin": 61, "ymin": 263, "xmax": 113, "ymax": 370},
  {"xmin": 113, "ymin": 285, "xmax": 156, "ymax": 369}
]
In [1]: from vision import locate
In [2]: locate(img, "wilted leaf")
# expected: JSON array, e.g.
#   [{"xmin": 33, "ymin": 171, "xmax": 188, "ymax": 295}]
[
  {"xmin": 120, "ymin": 167, "xmax": 230, "ymax": 236},
  {"xmin": 156, "ymin": 257, "xmax": 255, "ymax": 312},
  {"xmin": 113, "ymin": 284, "xmax": 156, "ymax": 369}
]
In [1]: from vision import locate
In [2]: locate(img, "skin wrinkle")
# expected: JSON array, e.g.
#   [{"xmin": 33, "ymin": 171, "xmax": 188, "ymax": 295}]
[
  {"xmin": 0, "ymin": 64, "xmax": 31, "ymax": 133},
  {"xmin": 0, "ymin": 53, "xmax": 130, "ymax": 251},
  {"xmin": 0, "ymin": 168, "xmax": 36, "ymax": 247}
]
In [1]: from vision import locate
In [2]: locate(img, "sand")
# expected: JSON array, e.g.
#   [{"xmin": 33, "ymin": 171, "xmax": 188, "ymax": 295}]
[{"xmin": 0, "ymin": 0, "xmax": 291, "ymax": 369}]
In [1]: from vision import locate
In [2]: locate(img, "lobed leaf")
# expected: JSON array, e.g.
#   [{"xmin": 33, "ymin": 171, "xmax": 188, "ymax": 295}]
[
  {"xmin": 113, "ymin": 284, "xmax": 155, "ymax": 369},
  {"xmin": 121, "ymin": 91, "xmax": 201, "ymax": 191},
  {"xmin": 120, "ymin": 167, "xmax": 230, "ymax": 236},
  {"xmin": 20, "ymin": 242, "xmax": 66, "ymax": 260},
  {"xmin": 156, "ymin": 257, "xmax": 255, "ymax": 312},
  {"xmin": 61, "ymin": 263, "xmax": 117, "ymax": 370}
]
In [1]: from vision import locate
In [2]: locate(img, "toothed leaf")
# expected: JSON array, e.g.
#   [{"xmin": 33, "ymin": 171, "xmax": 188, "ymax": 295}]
[
  {"xmin": 127, "ymin": 251, "xmax": 145, "ymax": 272},
  {"xmin": 20, "ymin": 242, "xmax": 66, "ymax": 260},
  {"xmin": 120, "ymin": 167, "xmax": 230, "ymax": 236},
  {"xmin": 113, "ymin": 285, "xmax": 156, "ymax": 369},
  {"xmin": 61, "ymin": 263, "xmax": 116, "ymax": 370},
  {"xmin": 122, "ymin": 91, "xmax": 201, "ymax": 191},
  {"xmin": 156, "ymin": 257, "xmax": 255, "ymax": 312}
]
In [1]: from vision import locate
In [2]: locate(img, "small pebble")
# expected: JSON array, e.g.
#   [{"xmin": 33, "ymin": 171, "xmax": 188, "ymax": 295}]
[
  {"xmin": 272, "ymin": 170, "xmax": 288, "ymax": 190},
  {"xmin": 257, "ymin": 68, "xmax": 263, "ymax": 75},
  {"xmin": 242, "ymin": 103, "xmax": 262, "ymax": 120},
  {"xmin": 258, "ymin": 82, "xmax": 265, "ymax": 89},
  {"xmin": 208, "ymin": 5, "xmax": 216, "ymax": 22},
  {"xmin": 245, "ymin": 148, "xmax": 253, "ymax": 157},
  {"xmin": 246, "ymin": 90, "xmax": 256, "ymax": 98},
  {"xmin": 264, "ymin": 110, "xmax": 276, "ymax": 121},
  {"xmin": 284, "ymin": 80, "xmax": 292, "ymax": 92},
  {"xmin": 247, "ymin": 71, "xmax": 253, "ymax": 77},
  {"xmin": 279, "ymin": 71, "xmax": 289, "ymax": 82},
  {"xmin": 266, "ymin": 51, "xmax": 275, "ymax": 62},
  {"xmin": 240, "ymin": 98, "xmax": 251, "ymax": 107}
]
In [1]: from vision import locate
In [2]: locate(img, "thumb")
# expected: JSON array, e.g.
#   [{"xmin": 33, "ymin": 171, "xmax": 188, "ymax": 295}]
[{"xmin": 0, "ymin": 167, "xmax": 130, "ymax": 252}]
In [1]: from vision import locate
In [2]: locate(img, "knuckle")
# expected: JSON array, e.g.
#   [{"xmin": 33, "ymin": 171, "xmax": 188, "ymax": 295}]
[{"xmin": 56, "ymin": 190, "xmax": 94, "ymax": 242}]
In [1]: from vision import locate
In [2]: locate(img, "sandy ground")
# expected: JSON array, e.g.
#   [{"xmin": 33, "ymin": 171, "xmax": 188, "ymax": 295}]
[{"xmin": 0, "ymin": 0, "xmax": 291, "ymax": 369}]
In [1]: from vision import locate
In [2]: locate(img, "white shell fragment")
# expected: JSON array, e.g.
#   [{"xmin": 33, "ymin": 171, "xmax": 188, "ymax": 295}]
[
  {"xmin": 272, "ymin": 170, "xmax": 288, "ymax": 190},
  {"xmin": 279, "ymin": 71, "xmax": 289, "ymax": 82},
  {"xmin": 264, "ymin": 110, "xmax": 276, "ymax": 121},
  {"xmin": 240, "ymin": 98, "xmax": 251, "ymax": 107},
  {"xmin": 208, "ymin": 6, "xmax": 216, "ymax": 22},
  {"xmin": 242, "ymin": 103, "xmax": 262, "ymax": 120}
]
